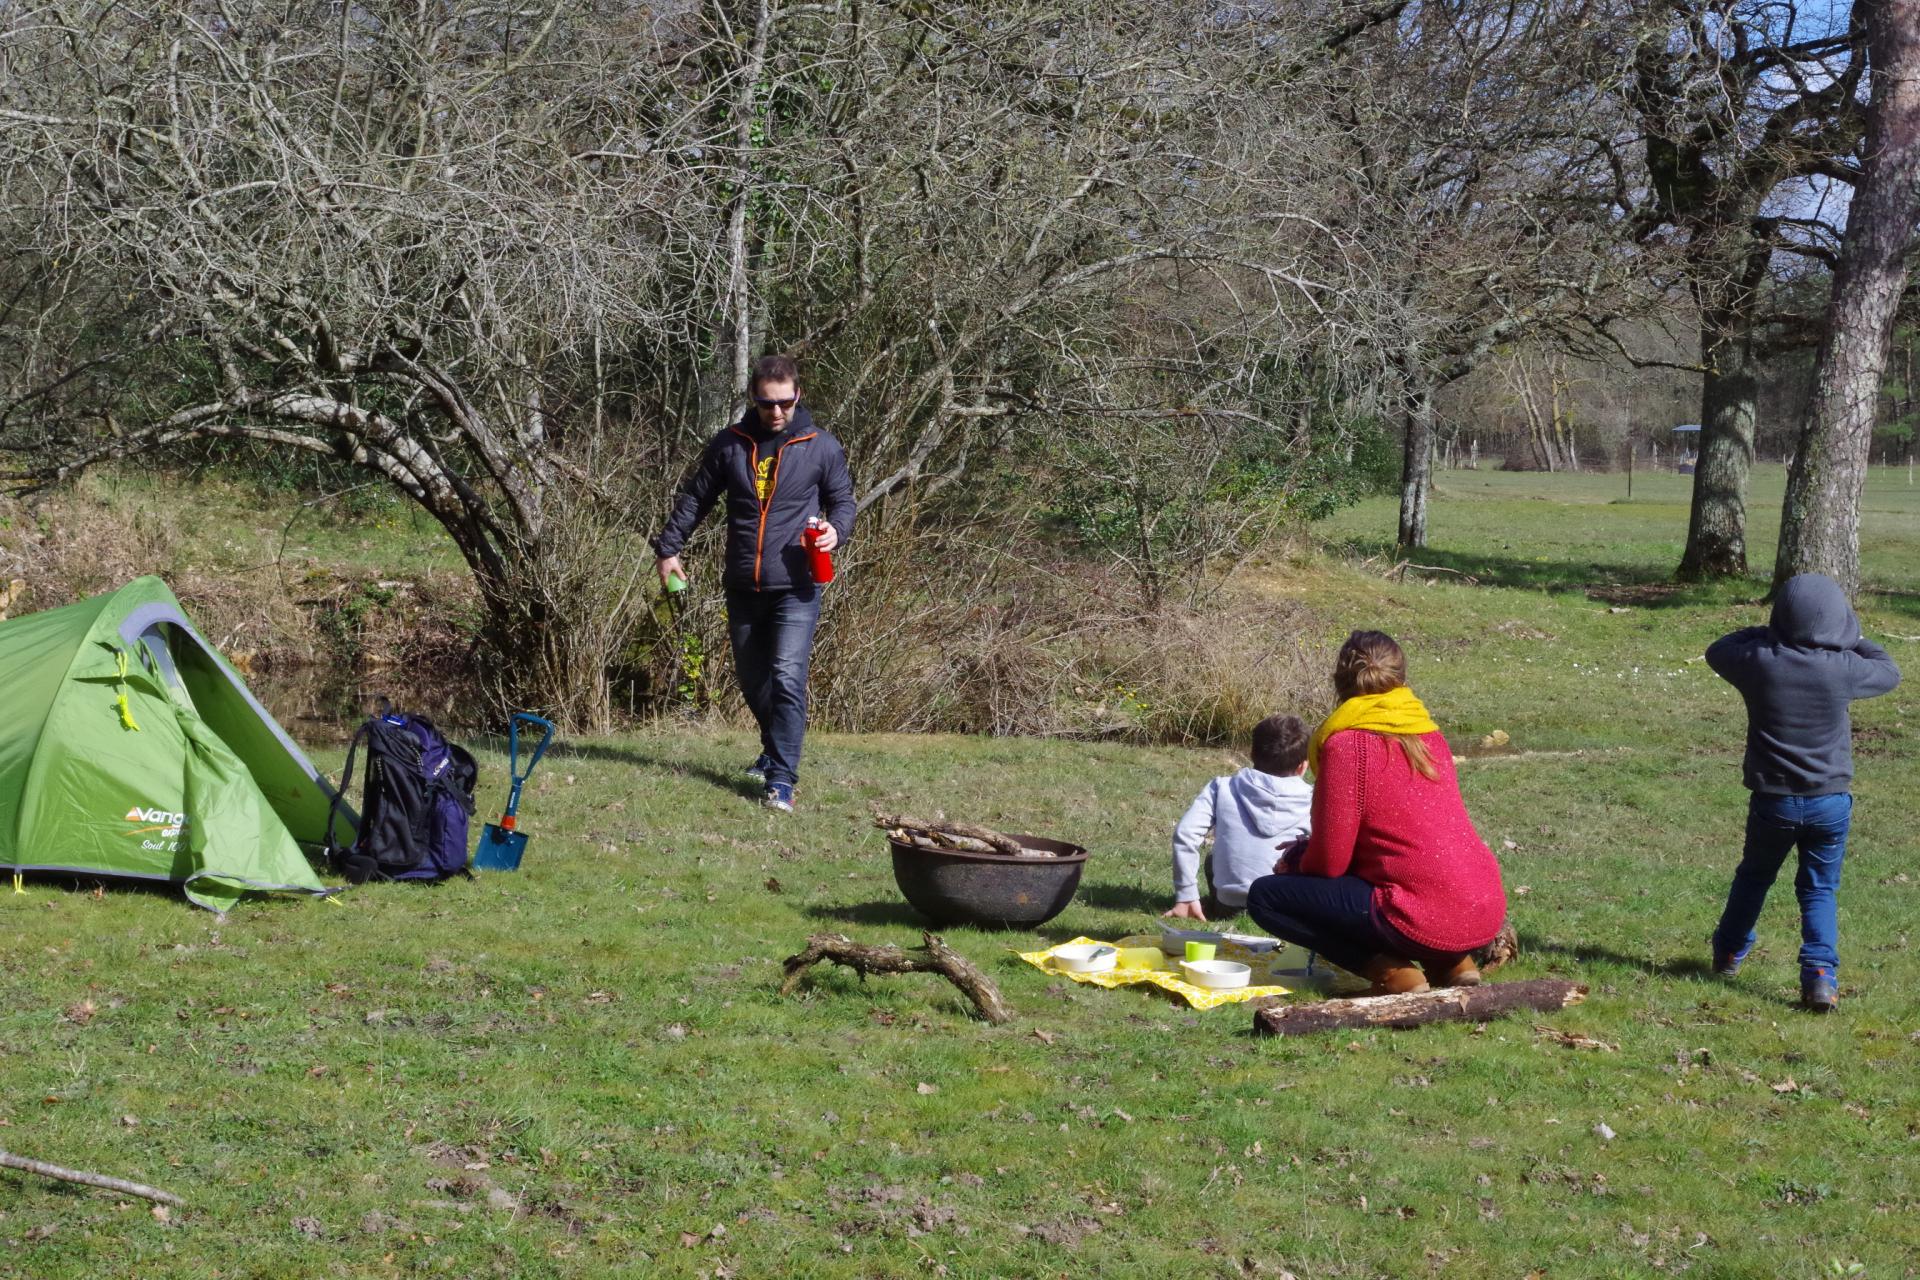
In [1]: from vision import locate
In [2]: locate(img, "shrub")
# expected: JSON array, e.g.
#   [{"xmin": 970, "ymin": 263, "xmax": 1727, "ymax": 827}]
[{"xmin": 802, "ymin": 517, "xmax": 1333, "ymax": 745}]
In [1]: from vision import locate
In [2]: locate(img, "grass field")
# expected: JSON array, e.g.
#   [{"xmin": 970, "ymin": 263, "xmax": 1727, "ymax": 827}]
[{"xmin": 2, "ymin": 466, "xmax": 1917, "ymax": 1278}]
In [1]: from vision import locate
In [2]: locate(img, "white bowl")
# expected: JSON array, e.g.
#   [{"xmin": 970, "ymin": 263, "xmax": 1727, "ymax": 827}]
[
  {"xmin": 1180, "ymin": 959, "xmax": 1251, "ymax": 990},
  {"xmin": 1052, "ymin": 944, "xmax": 1118, "ymax": 974}
]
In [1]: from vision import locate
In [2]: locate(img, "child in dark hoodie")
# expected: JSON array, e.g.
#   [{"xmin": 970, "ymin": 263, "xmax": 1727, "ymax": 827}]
[
  {"xmin": 1706, "ymin": 573, "xmax": 1901, "ymax": 1011},
  {"xmin": 1163, "ymin": 714, "xmax": 1312, "ymax": 922}
]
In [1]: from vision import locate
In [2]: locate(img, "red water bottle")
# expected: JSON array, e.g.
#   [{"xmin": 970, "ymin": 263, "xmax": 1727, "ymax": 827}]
[{"xmin": 803, "ymin": 519, "xmax": 835, "ymax": 584}]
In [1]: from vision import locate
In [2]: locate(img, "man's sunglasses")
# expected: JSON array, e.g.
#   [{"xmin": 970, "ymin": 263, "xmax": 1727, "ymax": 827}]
[{"xmin": 754, "ymin": 395, "xmax": 798, "ymax": 410}]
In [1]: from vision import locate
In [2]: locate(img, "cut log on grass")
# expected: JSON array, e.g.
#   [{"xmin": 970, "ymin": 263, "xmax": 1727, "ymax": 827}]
[
  {"xmin": 1252, "ymin": 979, "xmax": 1586, "ymax": 1037},
  {"xmin": 0, "ymin": 1148, "xmax": 184, "ymax": 1205},
  {"xmin": 872, "ymin": 813, "xmax": 1038, "ymax": 857},
  {"xmin": 779, "ymin": 932, "xmax": 1013, "ymax": 1025}
]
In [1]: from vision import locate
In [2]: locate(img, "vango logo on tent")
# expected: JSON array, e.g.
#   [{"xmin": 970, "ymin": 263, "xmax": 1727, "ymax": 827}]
[{"xmin": 123, "ymin": 805, "xmax": 188, "ymax": 838}]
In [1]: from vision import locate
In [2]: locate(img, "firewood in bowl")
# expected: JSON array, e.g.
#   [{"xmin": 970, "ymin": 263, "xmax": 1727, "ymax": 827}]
[{"xmin": 874, "ymin": 813, "xmax": 1057, "ymax": 857}]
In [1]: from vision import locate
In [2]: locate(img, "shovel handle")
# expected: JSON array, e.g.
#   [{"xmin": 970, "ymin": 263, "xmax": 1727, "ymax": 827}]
[
  {"xmin": 500, "ymin": 714, "xmax": 555, "ymax": 821},
  {"xmin": 508, "ymin": 713, "xmax": 557, "ymax": 785}
]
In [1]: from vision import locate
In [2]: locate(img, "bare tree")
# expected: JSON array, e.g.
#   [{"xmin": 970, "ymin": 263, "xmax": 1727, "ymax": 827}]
[
  {"xmin": 1774, "ymin": 0, "xmax": 1920, "ymax": 596},
  {"xmin": 1604, "ymin": 1, "xmax": 1869, "ymax": 579},
  {"xmin": 1506, "ymin": 350, "xmax": 1586, "ymax": 472},
  {"xmin": 1, "ymin": 1, "xmax": 1365, "ymax": 723},
  {"xmin": 1301, "ymin": 0, "xmax": 1637, "ymax": 549},
  {"xmin": 0, "ymin": 2, "xmax": 726, "ymax": 727}
]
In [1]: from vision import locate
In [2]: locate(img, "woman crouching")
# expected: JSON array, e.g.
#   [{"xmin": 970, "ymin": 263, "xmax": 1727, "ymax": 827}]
[{"xmin": 1247, "ymin": 630, "xmax": 1507, "ymax": 995}]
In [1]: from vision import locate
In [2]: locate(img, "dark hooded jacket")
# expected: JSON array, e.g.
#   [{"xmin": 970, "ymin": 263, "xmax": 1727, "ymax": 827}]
[
  {"xmin": 1705, "ymin": 573, "xmax": 1902, "ymax": 795},
  {"xmin": 651, "ymin": 404, "xmax": 857, "ymax": 592}
]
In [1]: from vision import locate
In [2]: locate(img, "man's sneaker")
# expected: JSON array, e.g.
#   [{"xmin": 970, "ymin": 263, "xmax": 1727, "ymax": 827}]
[
  {"xmin": 763, "ymin": 782, "xmax": 794, "ymax": 813},
  {"xmin": 744, "ymin": 754, "xmax": 772, "ymax": 785},
  {"xmin": 1801, "ymin": 969, "xmax": 1838, "ymax": 1012},
  {"xmin": 1711, "ymin": 937, "xmax": 1754, "ymax": 978}
]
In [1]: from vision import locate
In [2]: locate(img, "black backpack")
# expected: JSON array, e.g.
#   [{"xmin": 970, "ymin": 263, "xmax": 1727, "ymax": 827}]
[{"xmin": 326, "ymin": 704, "xmax": 478, "ymax": 884}]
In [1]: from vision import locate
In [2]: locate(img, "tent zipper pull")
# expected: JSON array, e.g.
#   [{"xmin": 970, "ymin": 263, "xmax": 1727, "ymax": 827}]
[{"xmin": 114, "ymin": 650, "xmax": 140, "ymax": 731}]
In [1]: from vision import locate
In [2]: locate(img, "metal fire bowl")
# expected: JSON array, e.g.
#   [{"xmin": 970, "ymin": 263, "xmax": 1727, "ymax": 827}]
[{"xmin": 888, "ymin": 833, "xmax": 1088, "ymax": 929}]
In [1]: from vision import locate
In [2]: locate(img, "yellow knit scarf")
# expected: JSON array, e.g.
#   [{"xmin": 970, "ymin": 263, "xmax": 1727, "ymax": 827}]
[{"xmin": 1307, "ymin": 686, "xmax": 1438, "ymax": 777}]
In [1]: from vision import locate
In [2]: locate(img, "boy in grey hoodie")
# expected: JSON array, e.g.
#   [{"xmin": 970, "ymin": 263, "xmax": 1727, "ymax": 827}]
[
  {"xmin": 1706, "ymin": 573, "xmax": 1902, "ymax": 1011},
  {"xmin": 1164, "ymin": 714, "xmax": 1313, "ymax": 922}
]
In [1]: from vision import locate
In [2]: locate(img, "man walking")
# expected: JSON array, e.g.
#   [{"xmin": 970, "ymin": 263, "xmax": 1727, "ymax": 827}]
[{"xmin": 653, "ymin": 355, "xmax": 856, "ymax": 811}]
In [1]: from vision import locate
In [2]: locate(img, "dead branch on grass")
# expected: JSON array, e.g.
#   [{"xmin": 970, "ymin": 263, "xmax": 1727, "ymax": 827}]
[
  {"xmin": 779, "ymin": 932, "xmax": 1013, "ymax": 1025},
  {"xmin": 0, "ymin": 1148, "xmax": 184, "ymax": 1205},
  {"xmin": 1389, "ymin": 561, "xmax": 1480, "ymax": 585}
]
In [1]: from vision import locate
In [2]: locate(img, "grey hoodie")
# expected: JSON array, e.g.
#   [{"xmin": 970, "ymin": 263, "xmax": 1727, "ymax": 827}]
[
  {"xmin": 1171, "ymin": 767, "xmax": 1313, "ymax": 907},
  {"xmin": 1705, "ymin": 573, "xmax": 1902, "ymax": 796}
]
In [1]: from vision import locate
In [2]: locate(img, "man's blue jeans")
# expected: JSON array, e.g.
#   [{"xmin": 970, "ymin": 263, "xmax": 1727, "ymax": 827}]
[
  {"xmin": 726, "ymin": 585, "xmax": 822, "ymax": 789},
  {"xmin": 1712, "ymin": 792, "xmax": 1853, "ymax": 976}
]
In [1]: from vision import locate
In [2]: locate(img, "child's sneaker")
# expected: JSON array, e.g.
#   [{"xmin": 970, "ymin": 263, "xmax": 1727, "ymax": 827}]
[
  {"xmin": 1711, "ymin": 937, "xmax": 1753, "ymax": 977},
  {"xmin": 744, "ymin": 754, "xmax": 772, "ymax": 785},
  {"xmin": 1801, "ymin": 968, "xmax": 1838, "ymax": 1012},
  {"xmin": 763, "ymin": 782, "xmax": 794, "ymax": 813}
]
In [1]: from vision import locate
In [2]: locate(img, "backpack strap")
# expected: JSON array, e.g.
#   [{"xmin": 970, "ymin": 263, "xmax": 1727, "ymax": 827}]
[{"xmin": 324, "ymin": 719, "xmax": 374, "ymax": 877}]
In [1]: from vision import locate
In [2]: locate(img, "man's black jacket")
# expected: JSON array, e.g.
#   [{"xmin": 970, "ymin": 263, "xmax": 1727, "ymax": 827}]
[{"xmin": 652, "ymin": 404, "xmax": 857, "ymax": 591}]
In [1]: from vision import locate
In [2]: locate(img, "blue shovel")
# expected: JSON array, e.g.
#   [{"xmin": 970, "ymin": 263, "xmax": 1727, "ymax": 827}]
[{"xmin": 473, "ymin": 713, "xmax": 556, "ymax": 871}]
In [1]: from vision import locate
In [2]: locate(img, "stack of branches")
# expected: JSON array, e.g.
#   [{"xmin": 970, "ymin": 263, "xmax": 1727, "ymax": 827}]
[{"xmin": 873, "ymin": 812, "xmax": 1057, "ymax": 858}]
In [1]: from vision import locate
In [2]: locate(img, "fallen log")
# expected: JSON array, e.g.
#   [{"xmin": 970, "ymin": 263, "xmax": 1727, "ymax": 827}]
[
  {"xmin": 1252, "ymin": 979, "xmax": 1585, "ymax": 1037},
  {"xmin": 779, "ymin": 932, "xmax": 1013, "ymax": 1025},
  {"xmin": 0, "ymin": 1148, "xmax": 184, "ymax": 1206}
]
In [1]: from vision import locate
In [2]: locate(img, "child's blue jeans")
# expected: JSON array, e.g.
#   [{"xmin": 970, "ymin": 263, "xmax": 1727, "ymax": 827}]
[{"xmin": 1712, "ymin": 792, "xmax": 1853, "ymax": 976}]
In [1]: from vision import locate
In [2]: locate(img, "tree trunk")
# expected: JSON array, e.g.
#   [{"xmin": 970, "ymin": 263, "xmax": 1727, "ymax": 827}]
[
  {"xmin": 1552, "ymin": 366, "xmax": 1579, "ymax": 472},
  {"xmin": 701, "ymin": 0, "xmax": 774, "ymax": 436},
  {"xmin": 1774, "ymin": 0, "xmax": 1920, "ymax": 598},
  {"xmin": 1397, "ymin": 381, "xmax": 1434, "ymax": 549},
  {"xmin": 1678, "ymin": 312, "xmax": 1759, "ymax": 579}
]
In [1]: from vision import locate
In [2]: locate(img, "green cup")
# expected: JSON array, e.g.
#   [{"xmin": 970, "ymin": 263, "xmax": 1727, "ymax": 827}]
[{"xmin": 1184, "ymin": 941, "xmax": 1216, "ymax": 963}]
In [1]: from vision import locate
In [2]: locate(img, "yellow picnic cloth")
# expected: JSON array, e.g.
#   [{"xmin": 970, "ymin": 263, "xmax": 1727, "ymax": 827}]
[{"xmin": 1017, "ymin": 936, "xmax": 1292, "ymax": 1010}]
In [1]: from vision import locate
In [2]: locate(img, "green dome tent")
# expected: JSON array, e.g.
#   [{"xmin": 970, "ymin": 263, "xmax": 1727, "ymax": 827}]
[{"xmin": 0, "ymin": 577, "xmax": 347, "ymax": 911}]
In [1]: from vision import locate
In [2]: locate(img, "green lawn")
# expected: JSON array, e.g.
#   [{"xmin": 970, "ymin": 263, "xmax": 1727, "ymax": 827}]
[
  {"xmin": 1319, "ymin": 461, "xmax": 1920, "ymax": 607},
  {"xmin": 63, "ymin": 467, "xmax": 467, "ymax": 580},
  {"xmin": 2, "ymin": 469, "xmax": 1916, "ymax": 1278}
]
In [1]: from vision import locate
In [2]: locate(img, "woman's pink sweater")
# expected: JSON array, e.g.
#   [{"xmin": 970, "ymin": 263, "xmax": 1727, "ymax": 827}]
[{"xmin": 1299, "ymin": 728, "xmax": 1507, "ymax": 953}]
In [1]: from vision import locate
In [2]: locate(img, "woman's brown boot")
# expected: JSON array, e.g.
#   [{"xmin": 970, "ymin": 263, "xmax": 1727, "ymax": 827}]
[
  {"xmin": 1426, "ymin": 953, "xmax": 1483, "ymax": 988},
  {"xmin": 1360, "ymin": 953, "xmax": 1430, "ymax": 996}
]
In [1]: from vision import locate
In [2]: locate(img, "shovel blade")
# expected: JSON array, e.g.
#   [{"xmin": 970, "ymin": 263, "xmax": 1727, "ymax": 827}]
[{"xmin": 473, "ymin": 824, "xmax": 529, "ymax": 871}]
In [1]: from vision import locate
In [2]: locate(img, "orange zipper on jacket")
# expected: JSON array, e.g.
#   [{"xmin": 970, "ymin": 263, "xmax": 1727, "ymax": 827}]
[{"xmin": 732, "ymin": 427, "xmax": 817, "ymax": 589}]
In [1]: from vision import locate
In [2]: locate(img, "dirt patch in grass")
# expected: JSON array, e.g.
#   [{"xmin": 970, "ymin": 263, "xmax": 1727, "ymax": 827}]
[{"xmin": 1584, "ymin": 582, "xmax": 1687, "ymax": 607}]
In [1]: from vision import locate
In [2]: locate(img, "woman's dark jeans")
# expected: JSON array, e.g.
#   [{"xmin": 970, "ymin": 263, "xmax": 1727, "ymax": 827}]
[{"xmin": 1245, "ymin": 873, "xmax": 1462, "ymax": 974}]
